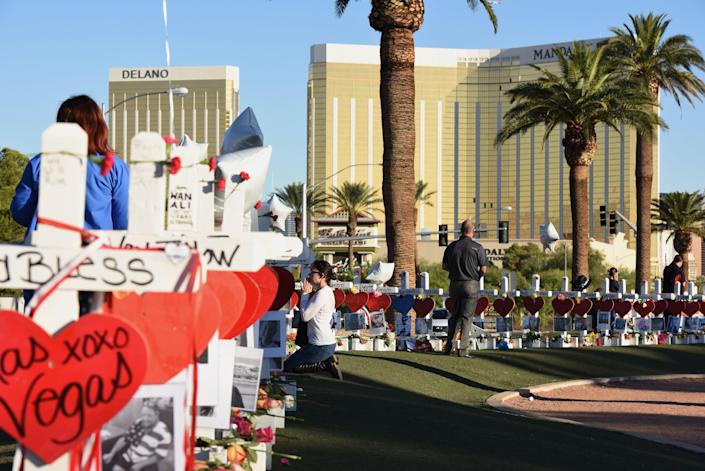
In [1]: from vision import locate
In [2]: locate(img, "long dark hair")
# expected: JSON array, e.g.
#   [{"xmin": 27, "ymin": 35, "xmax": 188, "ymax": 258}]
[
  {"xmin": 310, "ymin": 260, "xmax": 336, "ymax": 284},
  {"xmin": 57, "ymin": 95, "xmax": 112, "ymax": 155}
]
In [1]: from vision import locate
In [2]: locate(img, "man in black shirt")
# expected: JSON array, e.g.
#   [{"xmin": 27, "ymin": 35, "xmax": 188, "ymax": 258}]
[
  {"xmin": 608, "ymin": 267, "xmax": 620, "ymax": 293},
  {"xmin": 442, "ymin": 219, "xmax": 488, "ymax": 357},
  {"xmin": 663, "ymin": 255, "xmax": 685, "ymax": 294}
]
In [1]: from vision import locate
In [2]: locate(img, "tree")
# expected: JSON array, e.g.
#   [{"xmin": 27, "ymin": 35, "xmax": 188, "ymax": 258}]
[
  {"xmin": 335, "ymin": 0, "xmax": 498, "ymax": 286},
  {"xmin": 330, "ymin": 181, "xmax": 382, "ymax": 268},
  {"xmin": 274, "ymin": 182, "xmax": 327, "ymax": 238},
  {"xmin": 651, "ymin": 191, "xmax": 705, "ymax": 282},
  {"xmin": 496, "ymin": 42, "xmax": 661, "ymax": 282},
  {"xmin": 0, "ymin": 147, "xmax": 29, "ymax": 243},
  {"xmin": 608, "ymin": 13, "xmax": 705, "ymax": 290}
]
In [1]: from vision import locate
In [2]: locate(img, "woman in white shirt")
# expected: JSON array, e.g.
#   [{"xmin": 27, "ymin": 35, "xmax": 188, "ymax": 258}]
[{"xmin": 284, "ymin": 260, "xmax": 342, "ymax": 379}]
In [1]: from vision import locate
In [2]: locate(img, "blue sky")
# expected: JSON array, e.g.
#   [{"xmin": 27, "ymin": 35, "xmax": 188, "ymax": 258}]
[{"xmin": 1, "ymin": 0, "xmax": 703, "ymax": 195}]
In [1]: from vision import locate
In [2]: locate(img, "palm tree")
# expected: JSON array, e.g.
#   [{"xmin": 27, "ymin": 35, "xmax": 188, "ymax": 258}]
[
  {"xmin": 496, "ymin": 42, "xmax": 661, "ymax": 281},
  {"xmin": 274, "ymin": 182, "xmax": 327, "ymax": 238},
  {"xmin": 330, "ymin": 181, "xmax": 382, "ymax": 268},
  {"xmin": 335, "ymin": 0, "xmax": 497, "ymax": 286},
  {"xmin": 608, "ymin": 13, "xmax": 705, "ymax": 290},
  {"xmin": 651, "ymin": 191, "xmax": 705, "ymax": 283}
]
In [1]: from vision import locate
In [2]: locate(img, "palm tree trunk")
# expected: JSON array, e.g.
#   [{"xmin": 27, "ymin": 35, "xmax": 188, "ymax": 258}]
[
  {"xmin": 679, "ymin": 251, "xmax": 690, "ymax": 285},
  {"xmin": 347, "ymin": 217, "xmax": 356, "ymax": 269},
  {"xmin": 295, "ymin": 215, "xmax": 302, "ymax": 239},
  {"xmin": 569, "ymin": 164, "xmax": 590, "ymax": 281},
  {"xmin": 380, "ymin": 27, "xmax": 417, "ymax": 288},
  {"xmin": 635, "ymin": 129, "xmax": 654, "ymax": 291}
]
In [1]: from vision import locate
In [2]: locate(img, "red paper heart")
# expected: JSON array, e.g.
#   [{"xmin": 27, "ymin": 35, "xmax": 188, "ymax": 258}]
[
  {"xmin": 270, "ymin": 267, "xmax": 295, "ymax": 311},
  {"xmin": 225, "ymin": 267, "xmax": 278, "ymax": 339},
  {"xmin": 444, "ymin": 298, "xmax": 453, "ymax": 312},
  {"xmin": 475, "ymin": 297, "xmax": 490, "ymax": 315},
  {"xmin": 333, "ymin": 289, "xmax": 346, "ymax": 308},
  {"xmin": 206, "ymin": 272, "xmax": 246, "ymax": 339},
  {"xmin": 345, "ymin": 292, "xmax": 369, "ymax": 312},
  {"xmin": 493, "ymin": 298, "xmax": 515, "ymax": 317},
  {"xmin": 613, "ymin": 300, "xmax": 633, "ymax": 318},
  {"xmin": 523, "ymin": 296, "xmax": 545, "ymax": 315},
  {"xmin": 700, "ymin": 301, "xmax": 705, "ymax": 315},
  {"xmin": 224, "ymin": 272, "xmax": 261, "ymax": 338},
  {"xmin": 683, "ymin": 302, "xmax": 700, "ymax": 317},
  {"xmin": 290, "ymin": 292, "xmax": 299, "ymax": 310},
  {"xmin": 106, "ymin": 286, "xmax": 221, "ymax": 383},
  {"xmin": 366, "ymin": 293, "xmax": 392, "ymax": 312},
  {"xmin": 633, "ymin": 300, "xmax": 655, "ymax": 317},
  {"xmin": 552, "ymin": 298, "xmax": 575, "ymax": 315},
  {"xmin": 572, "ymin": 299, "xmax": 593, "ymax": 317},
  {"xmin": 652, "ymin": 299, "xmax": 669, "ymax": 316},
  {"xmin": 595, "ymin": 299, "xmax": 615, "ymax": 312},
  {"xmin": 413, "ymin": 298, "xmax": 435, "ymax": 317},
  {"xmin": 0, "ymin": 311, "xmax": 147, "ymax": 463},
  {"xmin": 667, "ymin": 300, "xmax": 685, "ymax": 316}
]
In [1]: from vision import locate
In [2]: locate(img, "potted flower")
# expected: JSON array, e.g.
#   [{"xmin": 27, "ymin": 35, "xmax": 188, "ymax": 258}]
[
  {"xmin": 374, "ymin": 332, "xmax": 395, "ymax": 351},
  {"xmin": 523, "ymin": 331, "xmax": 542, "ymax": 349}
]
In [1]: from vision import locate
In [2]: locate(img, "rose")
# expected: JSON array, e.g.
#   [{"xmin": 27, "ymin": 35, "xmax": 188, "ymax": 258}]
[
  {"xmin": 238, "ymin": 171, "xmax": 250, "ymax": 181},
  {"xmin": 267, "ymin": 399, "xmax": 282, "ymax": 410},
  {"xmin": 226, "ymin": 445, "xmax": 247, "ymax": 465},
  {"xmin": 217, "ymin": 178, "xmax": 226, "ymax": 190},
  {"xmin": 255, "ymin": 427, "xmax": 274, "ymax": 444},
  {"xmin": 169, "ymin": 156, "xmax": 182, "ymax": 175},
  {"xmin": 163, "ymin": 135, "xmax": 178, "ymax": 145},
  {"xmin": 232, "ymin": 416, "xmax": 253, "ymax": 438},
  {"xmin": 254, "ymin": 200, "xmax": 262, "ymax": 210},
  {"xmin": 280, "ymin": 458, "xmax": 290, "ymax": 466},
  {"xmin": 100, "ymin": 152, "xmax": 115, "ymax": 176},
  {"xmin": 209, "ymin": 156, "xmax": 217, "ymax": 171},
  {"xmin": 256, "ymin": 397, "xmax": 269, "ymax": 410}
]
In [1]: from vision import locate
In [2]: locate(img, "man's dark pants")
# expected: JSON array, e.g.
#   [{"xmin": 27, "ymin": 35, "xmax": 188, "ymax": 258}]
[{"xmin": 444, "ymin": 280, "xmax": 480, "ymax": 353}]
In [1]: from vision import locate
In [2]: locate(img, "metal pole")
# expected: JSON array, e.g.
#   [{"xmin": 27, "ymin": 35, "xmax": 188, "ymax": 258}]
[{"xmin": 302, "ymin": 181, "xmax": 308, "ymax": 242}]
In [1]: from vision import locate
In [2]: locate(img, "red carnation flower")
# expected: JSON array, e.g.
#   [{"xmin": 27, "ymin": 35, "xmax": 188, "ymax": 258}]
[
  {"xmin": 217, "ymin": 178, "xmax": 226, "ymax": 190},
  {"xmin": 255, "ymin": 427, "xmax": 274, "ymax": 444},
  {"xmin": 100, "ymin": 152, "xmax": 115, "ymax": 176},
  {"xmin": 169, "ymin": 156, "xmax": 182, "ymax": 175},
  {"xmin": 239, "ymin": 171, "xmax": 250, "ymax": 182},
  {"xmin": 254, "ymin": 200, "xmax": 262, "ymax": 210},
  {"xmin": 163, "ymin": 135, "xmax": 178, "ymax": 145},
  {"xmin": 208, "ymin": 156, "xmax": 217, "ymax": 171}
]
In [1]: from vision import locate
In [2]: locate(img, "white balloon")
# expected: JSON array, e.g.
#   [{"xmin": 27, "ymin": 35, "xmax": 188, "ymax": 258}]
[
  {"xmin": 366, "ymin": 261, "xmax": 395, "ymax": 284},
  {"xmin": 539, "ymin": 222, "xmax": 560, "ymax": 251}
]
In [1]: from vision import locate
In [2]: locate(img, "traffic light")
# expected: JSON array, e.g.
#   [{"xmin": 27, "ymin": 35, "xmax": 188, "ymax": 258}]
[
  {"xmin": 599, "ymin": 205, "xmax": 607, "ymax": 226},
  {"xmin": 438, "ymin": 224, "xmax": 448, "ymax": 246},
  {"xmin": 609, "ymin": 211, "xmax": 618, "ymax": 235},
  {"xmin": 498, "ymin": 221, "xmax": 509, "ymax": 244}
]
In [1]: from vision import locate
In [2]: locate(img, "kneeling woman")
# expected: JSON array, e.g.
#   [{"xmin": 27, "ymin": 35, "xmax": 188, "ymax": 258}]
[{"xmin": 284, "ymin": 260, "xmax": 342, "ymax": 379}]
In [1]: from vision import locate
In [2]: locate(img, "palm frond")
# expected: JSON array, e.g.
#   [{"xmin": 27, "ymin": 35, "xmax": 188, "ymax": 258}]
[
  {"xmin": 466, "ymin": 0, "xmax": 498, "ymax": 33},
  {"xmin": 335, "ymin": 0, "xmax": 353, "ymax": 17}
]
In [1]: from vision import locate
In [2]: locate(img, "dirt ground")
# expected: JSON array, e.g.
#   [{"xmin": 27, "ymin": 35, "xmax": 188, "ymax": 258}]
[{"xmin": 502, "ymin": 377, "xmax": 705, "ymax": 450}]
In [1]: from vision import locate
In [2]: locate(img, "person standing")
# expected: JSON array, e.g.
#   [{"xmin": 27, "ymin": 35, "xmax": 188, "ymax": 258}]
[
  {"xmin": 284, "ymin": 260, "xmax": 342, "ymax": 379},
  {"xmin": 442, "ymin": 219, "xmax": 488, "ymax": 357},
  {"xmin": 663, "ymin": 255, "xmax": 685, "ymax": 294},
  {"xmin": 608, "ymin": 267, "xmax": 620, "ymax": 293}
]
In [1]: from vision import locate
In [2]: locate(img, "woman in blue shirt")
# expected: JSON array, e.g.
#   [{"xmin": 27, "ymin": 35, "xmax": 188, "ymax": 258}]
[
  {"xmin": 11, "ymin": 95, "xmax": 129, "ymax": 311},
  {"xmin": 11, "ymin": 95, "xmax": 129, "ymax": 239}
]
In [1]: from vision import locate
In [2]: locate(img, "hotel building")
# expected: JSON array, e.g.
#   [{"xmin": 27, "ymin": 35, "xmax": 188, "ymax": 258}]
[
  {"xmin": 108, "ymin": 66, "xmax": 239, "ymax": 160},
  {"xmin": 307, "ymin": 41, "xmax": 661, "ymax": 273}
]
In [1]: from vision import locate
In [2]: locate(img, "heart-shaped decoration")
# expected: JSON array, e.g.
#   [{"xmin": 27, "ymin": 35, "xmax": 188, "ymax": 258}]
[
  {"xmin": 613, "ymin": 300, "xmax": 633, "ymax": 318},
  {"xmin": 667, "ymin": 300, "xmax": 685, "ymax": 316},
  {"xmin": 0, "ymin": 311, "xmax": 147, "ymax": 463},
  {"xmin": 595, "ymin": 299, "xmax": 615, "ymax": 312},
  {"xmin": 391, "ymin": 295, "xmax": 414, "ymax": 315},
  {"xmin": 572, "ymin": 299, "xmax": 593, "ymax": 317},
  {"xmin": 523, "ymin": 296, "xmax": 545, "ymax": 315},
  {"xmin": 444, "ymin": 297, "xmax": 453, "ymax": 312},
  {"xmin": 225, "ymin": 267, "xmax": 278, "ymax": 338},
  {"xmin": 652, "ymin": 299, "xmax": 669, "ymax": 316},
  {"xmin": 552, "ymin": 298, "xmax": 575, "ymax": 316},
  {"xmin": 333, "ymin": 289, "xmax": 346, "ymax": 308},
  {"xmin": 106, "ymin": 286, "xmax": 221, "ymax": 383},
  {"xmin": 475, "ymin": 297, "xmax": 490, "ymax": 315},
  {"xmin": 345, "ymin": 292, "xmax": 370, "ymax": 312},
  {"xmin": 683, "ymin": 302, "xmax": 700, "ymax": 317},
  {"xmin": 493, "ymin": 298, "xmax": 515, "ymax": 317},
  {"xmin": 290, "ymin": 291, "xmax": 299, "ymax": 310},
  {"xmin": 413, "ymin": 297, "xmax": 435, "ymax": 317},
  {"xmin": 366, "ymin": 293, "xmax": 392, "ymax": 312},
  {"xmin": 270, "ymin": 267, "xmax": 295, "ymax": 311},
  {"xmin": 633, "ymin": 300, "xmax": 655, "ymax": 317},
  {"xmin": 206, "ymin": 271, "xmax": 246, "ymax": 339},
  {"xmin": 700, "ymin": 301, "xmax": 705, "ymax": 315},
  {"xmin": 163, "ymin": 243, "xmax": 191, "ymax": 264}
]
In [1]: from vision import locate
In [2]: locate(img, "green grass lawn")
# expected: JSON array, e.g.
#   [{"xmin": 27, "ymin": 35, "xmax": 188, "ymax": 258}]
[
  {"xmin": 271, "ymin": 345, "xmax": 705, "ymax": 471},
  {"xmin": 2, "ymin": 345, "xmax": 704, "ymax": 470}
]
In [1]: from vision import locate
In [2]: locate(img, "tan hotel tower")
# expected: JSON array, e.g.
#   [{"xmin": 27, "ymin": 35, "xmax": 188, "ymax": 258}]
[
  {"xmin": 108, "ymin": 66, "xmax": 239, "ymax": 159},
  {"xmin": 308, "ymin": 41, "xmax": 661, "ymax": 271}
]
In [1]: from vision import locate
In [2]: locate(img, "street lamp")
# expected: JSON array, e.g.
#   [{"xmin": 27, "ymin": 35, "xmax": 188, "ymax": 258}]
[
  {"xmin": 104, "ymin": 87, "xmax": 189, "ymax": 137},
  {"xmin": 301, "ymin": 163, "xmax": 383, "ymax": 244}
]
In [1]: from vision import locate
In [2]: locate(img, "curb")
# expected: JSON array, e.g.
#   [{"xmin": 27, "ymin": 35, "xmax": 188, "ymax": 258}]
[{"xmin": 486, "ymin": 374, "xmax": 705, "ymax": 455}]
